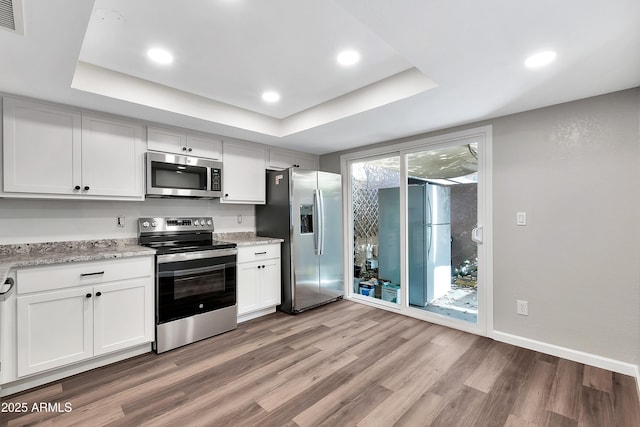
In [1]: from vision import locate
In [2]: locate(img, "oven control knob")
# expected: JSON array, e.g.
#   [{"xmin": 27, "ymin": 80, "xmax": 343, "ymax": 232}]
[
  {"xmin": 151, "ymin": 221, "xmax": 158, "ymax": 227},
  {"xmin": 142, "ymin": 221, "xmax": 150, "ymax": 228},
  {"xmin": 194, "ymin": 220, "xmax": 199, "ymax": 226},
  {"xmin": 206, "ymin": 219, "xmax": 213, "ymax": 226},
  {"xmin": 199, "ymin": 303, "xmax": 204, "ymax": 309},
  {"xmin": 200, "ymin": 219, "xmax": 206, "ymax": 226}
]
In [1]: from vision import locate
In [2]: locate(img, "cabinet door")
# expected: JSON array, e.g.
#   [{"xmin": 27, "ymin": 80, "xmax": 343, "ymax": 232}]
[
  {"xmin": 93, "ymin": 278, "xmax": 154, "ymax": 356},
  {"xmin": 81, "ymin": 115, "xmax": 144, "ymax": 198},
  {"xmin": 3, "ymin": 97, "xmax": 81, "ymax": 195},
  {"xmin": 237, "ymin": 261, "xmax": 261, "ymax": 315},
  {"xmin": 147, "ymin": 126, "xmax": 186, "ymax": 155},
  {"xmin": 187, "ymin": 134, "xmax": 222, "ymax": 160},
  {"xmin": 260, "ymin": 258, "xmax": 281, "ymax": 308},
  {"xmin": 17, "ymin": 288, "xmax": 93, "ymax": 377},
  {"xmin": 269, "ymin": 148, "xmax": 318, "ymax": 171},
  {"xmin": 221, "ymin": 141, "xmax": 266, "ymax": 204}
]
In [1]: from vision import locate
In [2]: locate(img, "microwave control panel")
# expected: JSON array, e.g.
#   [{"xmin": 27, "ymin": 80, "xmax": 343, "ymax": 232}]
[{"xmin": 211, "ymin": 168, "xmax": 222, "ymax": 191}]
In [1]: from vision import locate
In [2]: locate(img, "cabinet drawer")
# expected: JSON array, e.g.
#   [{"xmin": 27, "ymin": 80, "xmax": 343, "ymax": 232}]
[
  {"xmin": 17, "ymin": 257, "xmax": 153, "ymax": 294},
  {"xmin": 237, "ymin": 244, "xmax": 281, "ymax": 263}
]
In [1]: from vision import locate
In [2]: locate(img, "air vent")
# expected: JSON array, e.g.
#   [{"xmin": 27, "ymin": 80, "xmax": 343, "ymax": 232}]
[{"xmin": 0, "ymin": 0, "xmax": 24, "ymax": 35}]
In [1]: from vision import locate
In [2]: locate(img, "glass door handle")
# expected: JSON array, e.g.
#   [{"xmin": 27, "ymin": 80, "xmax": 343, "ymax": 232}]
[{"xmin": 472, "ymin": 226, "xmax": 483, "ymax": 243}]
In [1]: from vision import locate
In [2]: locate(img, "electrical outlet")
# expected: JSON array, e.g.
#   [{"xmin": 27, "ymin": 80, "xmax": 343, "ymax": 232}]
[
  {"xmin": 116, "ymin": 215, "xmax": 125, "ymax": 227},
  {"xmin": 237, "ymin": 214, "xmax": 243, "ymax": 224},
  {"xmin": 516, "ymin": 300, "xmax": 528, "ymax": 316}
]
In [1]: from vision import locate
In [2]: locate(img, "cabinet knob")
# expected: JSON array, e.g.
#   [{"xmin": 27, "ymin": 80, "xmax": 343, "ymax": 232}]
[
  {"xmin": 262, "ymin": 265, "xmax": 266, "ymax": 269},
  {"xmin": 96, "ymin": 292, "xmax": 102, "ymax": 297},
  {"xmin": 257, "ymin": 265, "xmax": 261, "ymax": 269},
  {"xmin": 182, "ymin": 146, "xmax": 188, "ymax": 151},
  {"xmin": 84, "ymin": 186, "xmax": 90, "ymax": 191},
  {"xmin": 74, "ymin": 185, "xmax": 81, "ymax": 191},
  {"xmin": 224, "ymin": 193, "xmax": 229, "ymax": 198},
  {"xmin": 187, "ymin": 147, "xmax": 193, "ymax": 152},
  {"xmin": 86, "ymin": 293, "xmax": 92, "ymax": 298}
]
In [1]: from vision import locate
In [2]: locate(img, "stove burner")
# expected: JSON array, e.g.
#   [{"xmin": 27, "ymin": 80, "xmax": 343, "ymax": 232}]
[{"xmin": 137, "ymin": 217, "xmax": 236, "ymax": 253}]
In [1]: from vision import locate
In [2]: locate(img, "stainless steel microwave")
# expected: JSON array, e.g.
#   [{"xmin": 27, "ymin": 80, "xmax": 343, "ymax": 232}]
[{"xmin": 146, "ymin": 152, "xmax": 223, "ymax": 198}]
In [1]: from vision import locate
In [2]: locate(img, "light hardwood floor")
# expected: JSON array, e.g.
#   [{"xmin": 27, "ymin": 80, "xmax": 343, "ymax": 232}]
[{"xmin": 2, "ymin": 300, "xmax": 639, "ymax": 426}]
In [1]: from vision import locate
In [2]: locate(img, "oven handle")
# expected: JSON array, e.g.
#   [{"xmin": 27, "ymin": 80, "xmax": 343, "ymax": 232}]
[
  {"xmin": 160, "ymin": 263, "xmax": 227, "ymax": 279},
  {"xmin": 157, "ymin": 248, "xmax": 238, "ymax": 264}
]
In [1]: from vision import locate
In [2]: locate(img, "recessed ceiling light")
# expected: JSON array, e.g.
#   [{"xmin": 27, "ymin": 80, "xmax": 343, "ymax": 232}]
[
  {"xmin": 262, "ymin": 91, "xmax": 280, "ymax": 103},
  {"xmin": 524, "ymin": 50, "xmax": 557, "ymax": 68},
  {"xmin": 337, "ymin": 50, "xmax": 360, "ymax": 66},
  {"xmin": 147, "ymin": 48, "xmax": 174, "ymax": 65}
]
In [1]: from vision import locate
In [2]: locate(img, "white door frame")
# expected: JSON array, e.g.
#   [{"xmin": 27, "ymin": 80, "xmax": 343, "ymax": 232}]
[{"xmin": 340, "ymin": 125, "xmax": 493, "ymax": 337}]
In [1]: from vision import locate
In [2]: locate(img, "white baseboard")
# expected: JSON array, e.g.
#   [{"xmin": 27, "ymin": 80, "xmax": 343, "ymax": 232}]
[
  {"xmin": 493, "ymin": 330, "xmax": 639, "ymax": 387},
  {"xmin": 237, "ymin": 306, "xmax": 276, "ymax": 323},
  {"xmin": 632, "ymin": 364, "xmax": 640, "ymax": 402}
]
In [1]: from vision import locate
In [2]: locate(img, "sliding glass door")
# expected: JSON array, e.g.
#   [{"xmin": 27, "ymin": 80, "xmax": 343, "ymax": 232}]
[
  {"xmin": 406, "ymin": 144, "xmax": 478, "ymax": 324},
  {"xmin": 343, "ymin": 127, "xmax": 491, "ymax": 335},
  {"xmin": 350, "ymin": 155, "xmax": 401, "ymax": 306}
]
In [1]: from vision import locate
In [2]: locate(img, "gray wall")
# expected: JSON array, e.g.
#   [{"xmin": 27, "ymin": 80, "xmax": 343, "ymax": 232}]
[{"xmin": 321, "ymin": 87, "xmax": 640, "ymax": 366}]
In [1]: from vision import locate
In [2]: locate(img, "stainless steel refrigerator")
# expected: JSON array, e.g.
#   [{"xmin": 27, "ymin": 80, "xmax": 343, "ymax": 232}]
[
  {"xmin": 256, "ymin": 169, "xmax": 343, "ymax": 314},
  {"xmin": 378, "ymin": 183, "xmax": 451, "ymax": 306}
]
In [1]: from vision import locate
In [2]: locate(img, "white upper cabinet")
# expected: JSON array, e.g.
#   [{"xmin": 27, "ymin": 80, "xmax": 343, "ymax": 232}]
[
  {"xmin": 268, "ymin": 147, "xmax": 318, "ymax": 171},
  {"xmin": 3, "ymin": 97, "xmax": 82, "ymax": 195},
  {"xmin": 81, "ymin": 114, "xmax": 144, "ymax": 198},
  {"xmin": 221, "ymin": 139, "xmax": 266, "ymax": 204},
  {"xmin": 2, "ymin": 97, "xmax": 144, "ymax": 200},
  {"xmin": 147, "ymin": 126, "xmax": 222, "ymax": 160}
]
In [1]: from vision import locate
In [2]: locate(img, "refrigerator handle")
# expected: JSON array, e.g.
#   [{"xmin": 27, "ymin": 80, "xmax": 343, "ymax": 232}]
[
  {"xmin": 426, "ymin": 189, "xmax": 433, "ymax": 255},
  {"xmin": 318, "ymin": 189, "xmax": 326, "ymax": 255},
  {"xmin": 313, "ymin": 190, "xmax": 320, "ymax": 255}
]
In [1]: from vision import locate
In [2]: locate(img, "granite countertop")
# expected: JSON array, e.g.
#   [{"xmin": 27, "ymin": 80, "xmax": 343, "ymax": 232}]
[
  {"xmin": 212, "ymin": 232, "xmax": 284, "ymax": 247},
  {"xmin": 0, "ymin": 233, "xmax": 282, "ymax": 290},
  {"xmin": 0, "ymin": 239, "xmax": 156, "ymax": 288}
]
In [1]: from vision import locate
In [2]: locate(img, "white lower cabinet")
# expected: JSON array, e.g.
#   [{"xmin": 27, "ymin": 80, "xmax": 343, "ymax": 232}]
[
  {"xmin": 237, "ymin": 245, "xmax": 281, "ymax": 318},
  {"xmin": 93, "ymin": 279, "xmax": 153, "ymax": 356},
  {"xmin": 17, "ymin": 288, "xmax": 93, "ymax": 377},
  {"xmin": 14, "ymin": 258, "xmax": 154, "ymax": 378}
]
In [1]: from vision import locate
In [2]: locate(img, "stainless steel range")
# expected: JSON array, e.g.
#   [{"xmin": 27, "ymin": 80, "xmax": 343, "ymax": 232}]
[{"xmin": 138, "ymin": 217, "xmax": 237, "ymax": 353}]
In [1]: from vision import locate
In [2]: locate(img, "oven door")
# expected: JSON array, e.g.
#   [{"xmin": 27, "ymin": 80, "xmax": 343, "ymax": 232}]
[{"xmin": 156, "ymin": 249, "xmax": 236, "ymax": 324}]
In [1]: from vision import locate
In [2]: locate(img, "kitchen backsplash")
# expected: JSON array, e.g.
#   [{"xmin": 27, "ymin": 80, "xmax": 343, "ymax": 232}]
[{"xmin": 0, "ymin": 198, "xmax": 255, "ymax": 244}]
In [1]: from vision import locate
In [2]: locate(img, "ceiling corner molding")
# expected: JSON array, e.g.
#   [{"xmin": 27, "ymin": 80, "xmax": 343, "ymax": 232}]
[
  {"xmin": 280, "ymin": 68, "xmax": 437, "ymax": 136},
  {"xmin": 71, "ymin": 61, "xmax": 282, "ymax": 136},
  {"xmin": 71, "ymin": 62, "xmax": 437, "ymax": 139}
]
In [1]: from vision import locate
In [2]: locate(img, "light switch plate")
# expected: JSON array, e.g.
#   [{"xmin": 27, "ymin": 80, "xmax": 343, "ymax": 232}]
[{"xmin": 516, "ymin": 212, "xmax": 527, "ymax": 226}]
